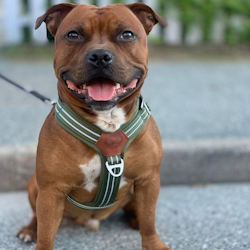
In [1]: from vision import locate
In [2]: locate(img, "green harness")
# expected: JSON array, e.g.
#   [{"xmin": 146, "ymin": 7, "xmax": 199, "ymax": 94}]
[{"xmin": 55, "ymin": 96, "xmax": 150, "ymax": 210}]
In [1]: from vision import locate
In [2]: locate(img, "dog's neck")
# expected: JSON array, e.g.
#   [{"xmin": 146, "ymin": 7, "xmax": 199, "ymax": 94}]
[
  {"xmin": 94, "ymin": 106, "xmax": 126, "ymax": 132},
  {"xmin": 58, "ymin": 81, "xmax": 137, "ymax": 132}
]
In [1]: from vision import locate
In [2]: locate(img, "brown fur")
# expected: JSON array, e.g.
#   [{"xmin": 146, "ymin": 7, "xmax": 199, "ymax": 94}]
[{"xmin": 17, "ymin": 3, "xmax": 171, "ymax": 250}]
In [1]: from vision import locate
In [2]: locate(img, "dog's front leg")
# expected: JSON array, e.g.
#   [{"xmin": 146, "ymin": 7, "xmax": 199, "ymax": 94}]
[
  {"xmin": 35, "ymin": 189, "xmax": 66, "ymax": 250},
  {"xmin": 135, "ymin": 173, "xmax": 172, "ymax": 250}
]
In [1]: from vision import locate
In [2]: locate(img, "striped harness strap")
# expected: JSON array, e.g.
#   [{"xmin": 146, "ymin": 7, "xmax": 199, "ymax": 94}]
[{"xmin": 55, "ymin": 96, "xmax": 150, "ymax": 210}]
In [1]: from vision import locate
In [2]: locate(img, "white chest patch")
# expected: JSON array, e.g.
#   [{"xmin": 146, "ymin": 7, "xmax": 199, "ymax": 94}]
[
  {"xmin": 119, "ymin": 175, "xmax": 127, "ymax": 190},
  {"xmin": 95, "ymin": 106, "xmax": 126, "ymax": 132},
  {"xmin": 79, "ymin": 154, "xmax": 101, "ymax": 193}
]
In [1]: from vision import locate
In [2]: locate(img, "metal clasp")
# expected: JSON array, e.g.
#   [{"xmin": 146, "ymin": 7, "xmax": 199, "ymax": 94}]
[{"xmin": 105, "ymin": 159, "xmax": 124, "ymax": 177}]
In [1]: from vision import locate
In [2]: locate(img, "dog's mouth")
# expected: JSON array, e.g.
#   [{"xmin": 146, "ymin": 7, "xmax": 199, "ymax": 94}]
[{"xmin": 64, "ymin": 76, "xmax": 140, "ymax": 102}]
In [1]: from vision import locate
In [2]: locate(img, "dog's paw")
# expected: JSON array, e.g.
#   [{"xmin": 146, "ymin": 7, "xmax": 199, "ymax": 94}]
[
  {"xmin": 84, "ymin": 218, "xmax": 100, "ymax": 232},
  {"xmin": 75, "ymin": 217, "xmax": 100, "ymax": 232},
  {"xmin": 142, "ymin": 247, "xmax": 172, "ymax": 250},
  {"xmin": 142, "ymin": 245, "xmax": 172, "ymax": 250},
  {"xmin": 75, "ymin": 217, "xmax": 99, "ymax": 232},
  {"xmin": 142, "ymin": 236, "xmax": 172, "ymax": 250},
  {"xmin": 75, "ymin": 217, "xmax": 85, "ymax": 226},
  {"xmin": 17, "ymin": 227, "xmax": 37, "ymax": 243},
  {"xmin": 125, "ymin": 210, "xmax": 139, "ymax": 230}
]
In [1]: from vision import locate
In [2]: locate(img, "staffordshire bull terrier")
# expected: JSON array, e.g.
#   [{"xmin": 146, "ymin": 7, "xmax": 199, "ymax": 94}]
[{"xmin": 17, "ymin": 2, "xmax": 170, "ymax": 250}]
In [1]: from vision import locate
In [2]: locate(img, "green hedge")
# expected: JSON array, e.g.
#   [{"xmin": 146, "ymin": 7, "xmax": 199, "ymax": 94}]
[{"xmin": 161, "ymin": 0, "xmax": 250, "ymax": 44}]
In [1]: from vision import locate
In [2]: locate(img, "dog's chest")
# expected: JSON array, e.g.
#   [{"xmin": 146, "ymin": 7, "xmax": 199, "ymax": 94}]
[
  {"xmin": 79, "ymin": 155, "xmax": 101, "ymax": 193},
  {"xmin": 79, "ymin": 154, "xmax": 127, "ymax": 193},
  {"xmin": 79, "ymin": 107, "xmax": 128, "ymax": 192},
  {"xmin": 94, "ymin": 106, "xmax": 125, "ymax": 132}
]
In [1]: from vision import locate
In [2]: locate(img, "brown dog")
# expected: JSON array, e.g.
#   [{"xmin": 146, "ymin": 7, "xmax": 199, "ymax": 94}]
[{"xmin": 17, "ymin": 3, "xmax": 170, "ymax": 250}]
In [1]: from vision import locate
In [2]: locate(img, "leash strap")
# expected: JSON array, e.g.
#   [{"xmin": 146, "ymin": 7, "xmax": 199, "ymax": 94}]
[
  {"xmin": 0, "ymin": 72, "xmax": 56, "ymax": 105},
  {"xmin": 55, "ymin": 97, "xmax": 151, "ymax": 210}
]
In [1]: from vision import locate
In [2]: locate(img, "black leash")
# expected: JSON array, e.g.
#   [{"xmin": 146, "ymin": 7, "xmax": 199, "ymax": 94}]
[{"xmin": 0, "ymin": 72, "xmax": 56, "ymax": 105}]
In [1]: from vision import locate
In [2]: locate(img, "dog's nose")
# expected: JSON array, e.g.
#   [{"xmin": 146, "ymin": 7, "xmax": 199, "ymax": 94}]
[{"xmin": 87, "ymin": 49, "xmax": 114, "ymax": 68}]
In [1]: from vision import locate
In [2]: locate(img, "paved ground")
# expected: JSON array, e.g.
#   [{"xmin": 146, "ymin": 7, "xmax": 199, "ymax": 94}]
[
  {"xmin": 0, "ymin": 59, "xmax": 250, "ymax": 146},
  {"xmin": 0, "ymin": 183, "xmax": 249, "ymax": 250}
]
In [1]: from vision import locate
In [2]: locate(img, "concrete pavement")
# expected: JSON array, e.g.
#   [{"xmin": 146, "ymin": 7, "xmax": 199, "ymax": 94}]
[{"xmin": 0, "ymin": 183, "xmax": 250, "ymax": 250}]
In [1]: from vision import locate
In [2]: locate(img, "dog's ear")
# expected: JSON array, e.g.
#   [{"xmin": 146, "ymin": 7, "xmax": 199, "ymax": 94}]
[
  {"xmin": 126, "ymin": 3, "xmax": 167, "ymax": 35},
  {"xmin": 35, "ymin": 3, "xmax": 76, "ymax": 36}
]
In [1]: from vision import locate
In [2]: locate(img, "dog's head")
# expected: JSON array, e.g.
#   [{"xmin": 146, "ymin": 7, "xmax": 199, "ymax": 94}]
[{"xmin": 36, "ymin": 3, "xmax": 167, "ymax": 111}]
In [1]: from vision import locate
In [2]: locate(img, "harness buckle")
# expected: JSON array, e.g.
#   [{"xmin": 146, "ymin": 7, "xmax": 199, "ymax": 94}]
[{"xmin": 105, "ymin": 159, "xmax": 124, "ymax": 177}]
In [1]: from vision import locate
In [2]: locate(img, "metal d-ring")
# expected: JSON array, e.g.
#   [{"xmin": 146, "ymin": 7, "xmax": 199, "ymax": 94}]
[{"xmin": 105, "ymin": 159, "xmax": 124, "ymax": 177}]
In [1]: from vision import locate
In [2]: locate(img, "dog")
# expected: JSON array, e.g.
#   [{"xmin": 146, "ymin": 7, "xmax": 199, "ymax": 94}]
[{"xmin": 17, "ymin": 3, "xmax": 170, "ymax": 250}]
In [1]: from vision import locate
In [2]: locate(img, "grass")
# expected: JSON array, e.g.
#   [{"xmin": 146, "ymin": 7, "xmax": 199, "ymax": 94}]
[{"xmin": 1, "ymin": 43, "xmax": 250, "ymax": 62}]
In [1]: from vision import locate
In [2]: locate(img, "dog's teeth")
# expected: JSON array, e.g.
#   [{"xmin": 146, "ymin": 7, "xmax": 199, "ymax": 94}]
[
  {"xmin": 82, "ymin": 84, "xmax": 87, "ymax": 90},
  {"xmin": 116, "ymin": 83, "xmax": 121, "ymax": 89}
]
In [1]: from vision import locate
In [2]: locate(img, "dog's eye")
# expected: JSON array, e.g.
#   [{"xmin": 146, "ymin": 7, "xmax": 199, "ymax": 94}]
[
  {"xmin": 121, "ymin": 31, "xmax": 134, "ymax": 40},
  {"xmin": 67, "ymin": 31, "xmax": 81, "ymax": 40}
]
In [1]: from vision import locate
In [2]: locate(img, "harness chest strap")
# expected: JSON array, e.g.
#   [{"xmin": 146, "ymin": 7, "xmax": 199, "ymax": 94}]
[{"xmin": 55, "ymin": 96, "xmax": 151, "ymax": 210}]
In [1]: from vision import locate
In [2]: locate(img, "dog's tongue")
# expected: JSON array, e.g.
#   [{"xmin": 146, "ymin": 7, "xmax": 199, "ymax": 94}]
[{"xmin": 88, "ymin": 79, "xmax": 116, "ymax": 101}]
